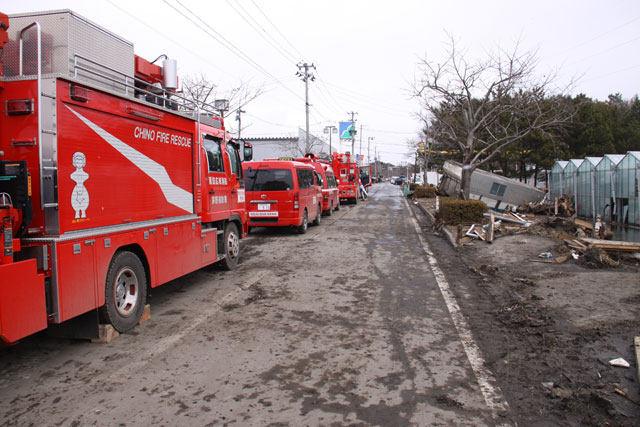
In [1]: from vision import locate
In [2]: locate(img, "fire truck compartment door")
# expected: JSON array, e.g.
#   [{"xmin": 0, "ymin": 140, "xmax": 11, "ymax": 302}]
[
  {"xmin": 56, "ymin": 240, "xmax": 97, "ymax": 322},
  {"xmin": 0, "ymin": 259, "xmax": 47, "ymax": 343}
]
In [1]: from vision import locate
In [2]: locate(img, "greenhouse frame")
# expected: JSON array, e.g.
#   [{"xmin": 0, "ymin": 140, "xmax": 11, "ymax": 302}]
[
  {"xmin": 615, "ymin": 151, "xmax": 640, "ymax": 226},
  {"xmin": 575, "ymin": 157, "xmax": 601, "ymax": 220},
  {"xmin": 551, "ymin": 152, "xmax": 639, "ymax": 226},
  {"xmin": 549, "ymin": 161, "xmax": 569, "ymax": 200}
]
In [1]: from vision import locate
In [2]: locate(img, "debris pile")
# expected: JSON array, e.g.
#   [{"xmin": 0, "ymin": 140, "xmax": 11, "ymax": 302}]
[{"xmin": 440, "ymin": 207, "xmax": 640, "ymax": 267}]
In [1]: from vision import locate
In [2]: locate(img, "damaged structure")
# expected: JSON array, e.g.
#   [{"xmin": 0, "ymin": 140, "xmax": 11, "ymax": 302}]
[{"xmin": 438, "ymin": 160, "xmax": 545, "ymax": 210}]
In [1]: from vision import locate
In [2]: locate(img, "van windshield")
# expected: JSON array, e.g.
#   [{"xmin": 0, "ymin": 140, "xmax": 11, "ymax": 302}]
[{"xmin": 245, "ymin": 168, "xmax": 294, "ymax": 191}]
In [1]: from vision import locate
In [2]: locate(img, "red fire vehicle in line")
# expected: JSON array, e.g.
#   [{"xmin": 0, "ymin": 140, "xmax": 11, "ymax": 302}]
[
  {"xmin": 0, "ymin": 10, "xmax": 252, "ymax": 344},
  {"xmin": 360, "ymin": 165, "xmax": 373, "ymax": 189},
  {"xmin": 294, "ymin": 154, "xmax": 340, "ymax": 216},
  {"xmin": 243, "ymin": 159, "xmax": 322, "ymax": 234},
  {"xmin": 332, "ymin": 152, "xmax": 360, "ymax": 204}
]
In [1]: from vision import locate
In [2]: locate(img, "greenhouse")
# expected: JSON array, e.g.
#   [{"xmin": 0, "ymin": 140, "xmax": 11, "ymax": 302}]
[
  {"xmin": 563, "ymin": 159, "xmax": 583, "ymax": 211},
  {"xmin": 549, "ymin": 160, "xmax": 569, "ymax": 200},
  {"xmin": 575, "ymin": 157, "xmax": 601, "ymax": 220},
  {"xmin": 615, "ymin": 151, "xmax": 640, "ymax": 226},
  {"xmin": 594, "ymin": 154, "xmax": 625, "ymax": 222}
]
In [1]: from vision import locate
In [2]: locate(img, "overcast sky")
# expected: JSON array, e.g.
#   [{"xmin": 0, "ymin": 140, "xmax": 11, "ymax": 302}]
[{"xmin": 5, "ymin": 1, "xmax": 640, "ymax": 164}]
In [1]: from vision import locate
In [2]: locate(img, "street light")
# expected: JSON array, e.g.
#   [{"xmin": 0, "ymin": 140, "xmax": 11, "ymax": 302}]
[
  {"xmin": 367, "ymin": 136, "xmax": 375, "ymax": 165},
  {"xmin": 324, "ymin": 125, "xmax": 337, "ymax": 156}
]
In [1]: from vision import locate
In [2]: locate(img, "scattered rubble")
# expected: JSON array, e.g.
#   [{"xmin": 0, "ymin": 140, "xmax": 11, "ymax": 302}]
[{"xmin": 425, "ymin": 196, "xmax": 640, "ymax": 268}]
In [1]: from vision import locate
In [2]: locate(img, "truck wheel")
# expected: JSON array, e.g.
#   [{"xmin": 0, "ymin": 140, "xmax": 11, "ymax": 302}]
[
  {"xmin": 335, "ymin": 201, "xmax": 340, "ymax": 211},
  {"xmin": 100, "ymin": 251, "xmax": 147, "ymax": 333},
  {"xmin": 220, "ymin": 222, "xmax": 240, "ymax": 271},
  {"xmin": 312, "ymin": 204, "xmax": 322, "ymax": 226},
  {"xmin": 297, "ymin": 210, "xmax": 308, "ymax": 234},
  {"xmin": 326, "ymin": 202, "xmax": 333, "ymax": 216}
]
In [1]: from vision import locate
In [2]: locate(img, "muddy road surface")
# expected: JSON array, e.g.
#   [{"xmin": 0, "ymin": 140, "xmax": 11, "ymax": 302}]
[{"xmin": 3, "ymin": 184, "xmax": 520, "ymax": 425}]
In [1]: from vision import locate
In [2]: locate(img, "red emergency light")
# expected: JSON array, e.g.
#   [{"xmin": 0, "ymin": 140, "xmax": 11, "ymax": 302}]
[
  {"xmin": 6, "ymin": 99, "xmax": 34, "ymax": 115},
  {"xmin": 69, "ymin": 85, "xmax": 90, "ymax": 102}
]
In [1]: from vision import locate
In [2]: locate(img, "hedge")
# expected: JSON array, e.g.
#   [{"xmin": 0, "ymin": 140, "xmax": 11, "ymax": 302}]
[
  {"xmin": 414, "ymin": 186, "xmax": 437, "ymax": 198},
  {"xmin": 437, "ymin": 198, "xmax": 487, "ymax": 224}
]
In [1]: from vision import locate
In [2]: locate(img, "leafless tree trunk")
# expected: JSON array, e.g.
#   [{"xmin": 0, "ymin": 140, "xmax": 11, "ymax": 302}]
[{"xmin": 413, "ymin": 36, "xmax": 575, "ymax": 199}]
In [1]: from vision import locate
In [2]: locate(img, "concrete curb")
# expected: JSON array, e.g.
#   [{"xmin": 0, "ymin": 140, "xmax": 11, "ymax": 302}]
[{"xmin": 412, "ymin": 198, "xmax": 458, "ymax": 248}]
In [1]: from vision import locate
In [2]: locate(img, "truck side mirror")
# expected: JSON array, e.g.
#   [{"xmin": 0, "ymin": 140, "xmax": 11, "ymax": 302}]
[{"xmin": 243, "ymin": 144, "xmax": 253, "ymax": 161}]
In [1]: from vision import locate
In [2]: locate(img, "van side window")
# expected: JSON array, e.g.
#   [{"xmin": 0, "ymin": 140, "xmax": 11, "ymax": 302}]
[
  {"xmin": 226, "ymin": 143, "xmax": 241, "ymax": 176},
  {"xmin": 314, "ymin": 171, "xmax": 324, "ymax": 187},
  {"xmin": 326, "ymin": 173, "xmax": 337, "ymax": 188},
  {"xmin": 203, "ymin": 136, "xmax": 224, "ymax": 172},
  {"xmin": 296, "ymin": 169, "xmax": 314, "ymax": 189}
]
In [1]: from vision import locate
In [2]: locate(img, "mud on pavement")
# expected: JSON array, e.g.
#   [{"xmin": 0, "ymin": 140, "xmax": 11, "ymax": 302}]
[{"xmin": 411, "ymin": 201, "xmax": 640, "ymax": 426}]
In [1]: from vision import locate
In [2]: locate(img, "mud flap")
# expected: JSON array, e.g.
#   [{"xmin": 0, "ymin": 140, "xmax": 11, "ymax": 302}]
[{"xmin": 0, "ymin": 259, "xmax": 46, "ymax": 343}]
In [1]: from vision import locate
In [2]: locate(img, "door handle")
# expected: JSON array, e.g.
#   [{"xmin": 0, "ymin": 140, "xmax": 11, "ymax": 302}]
[{"xmin": 209, "ymin": 190, "xmax": 216, "ymax": 194}]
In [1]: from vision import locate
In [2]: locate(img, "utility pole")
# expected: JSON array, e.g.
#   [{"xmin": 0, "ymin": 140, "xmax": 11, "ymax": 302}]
[
  {"xmin": 374, "ymin": 147, "xmax": 378, "ymax": 177},
  {"xmin": 235, "ymin": 108, "xmax": 246, "ymax": 139},
  {"xmin": 347, "ymin": 111, "xmax": 357, "ymax": 154},
  {"xmin": 367, "ymin": 136, "xmax": 374, "ymax": 165},
  {"xmin": 359, "ymin": 125, "xmax": 363, "ymax": 164},
  {"xmin": 296, "ymin": 62, "xmax": 316, "ymax": 149}
]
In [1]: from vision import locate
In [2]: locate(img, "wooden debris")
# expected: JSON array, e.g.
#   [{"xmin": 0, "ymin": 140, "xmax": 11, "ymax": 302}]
[
  {"xmin": 555, "ymin": 253, "xmax": 571, "ymax": 264},
  {"xmin": 486, "ymin": 212, "xmax": 495, "ymax": 243},
  {"xmin": 91, "ymin": 324, "xmax": 119, "ymax": 344},
  {"xmin": 574, "ymin": 218, "xmax": 594, "ymax": 230},
  {"xmin": 614, "ymin": 387, "xmax": 640, "ymax": 405},
  {"xmin": 138, "ymin": 304, "xmax": 151, "ymax": 325},
  {"xmin": 635, "ymin": 336, "xmax": 640, "ymax": 387},
  {"xmin": 580, "ymin": 238, "xmax": 640, "ymax": 252}
]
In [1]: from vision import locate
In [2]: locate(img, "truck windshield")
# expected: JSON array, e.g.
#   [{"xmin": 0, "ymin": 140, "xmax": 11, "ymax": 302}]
[{"xmin": 245, "ymin": 169, "xmax": 293, "ymax": 191}]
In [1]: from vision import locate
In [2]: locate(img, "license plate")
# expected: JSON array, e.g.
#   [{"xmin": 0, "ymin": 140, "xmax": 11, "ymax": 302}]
[
  {"xmin": 249, "ymin": 211, "xmax": 278, "ymax": 217},
  {"xmin": 258, "ymin": 203, "xmax": 271, "ymax": 211}
]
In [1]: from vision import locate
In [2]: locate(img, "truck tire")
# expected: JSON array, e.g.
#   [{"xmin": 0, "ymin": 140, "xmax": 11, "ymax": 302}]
[
  {"xmin": 297, "ymin": 210, "xmax": 308, "ymax": 234},
  {"xmin": 100, "ymin": 251, "xmax": 147, "ymax": 333},
  {"xmin": 219, "ymin": 222, "xmax": 240, "ymax": 271},
  {"xmin": 326, "ymin": 202, "xmax": 333, "ymax": 216},
  {"xmin": 335, "ymin": 201, "xmax": 340, "ymax": 211},
  {"xmin": 312, "ymin": 204, "xmax": 322, "ymax": 226}
]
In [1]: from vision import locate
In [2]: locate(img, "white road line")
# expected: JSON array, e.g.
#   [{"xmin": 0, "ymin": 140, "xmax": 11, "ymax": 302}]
[{"xmin": 404, "ymin": 197, "xmax": 512, "ymax": 424}]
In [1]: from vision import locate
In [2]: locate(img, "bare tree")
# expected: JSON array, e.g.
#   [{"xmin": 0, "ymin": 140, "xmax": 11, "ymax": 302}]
[
  {"xmin": 413, "ymin": 36, "xmax": 575, "ymax": 198},
  {"xmin": 278, "ymin": 129, "xmax": 327, "ymax": 158},
  {"xmin": 181, "ymin": 73, "xmax": 263, "ymax": 134}
]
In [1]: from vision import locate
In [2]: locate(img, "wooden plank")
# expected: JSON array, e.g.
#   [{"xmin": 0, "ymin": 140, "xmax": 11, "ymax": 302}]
[
  {"xmin": 580, "ymin": 238, "xmax": 640, "ymax": 252},
  {"xmin": 486, "ymin": 212, "xmax": 495, "ymax": 243},
  {"xmin": 138, "ymin": 304, "xmax": 151, "ymax": 325},
  {"xmin": 555, "ymin": 253, "xmax": 571, "ymax": 264},
  {"xmin": 574, "ymin": 219, "xmax": 594, "ymax": 230},
  {"xmin": 91, "ymin": 324, "xmax": 119, "ymax": 344},
  {"xmin": 635, "ymin": 336, "xmax": 640, "ymax": 388}
]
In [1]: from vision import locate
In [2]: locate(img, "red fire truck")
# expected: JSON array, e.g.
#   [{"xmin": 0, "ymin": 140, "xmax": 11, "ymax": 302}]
[
  {"xmin": 294, "ymin": 154, "xmax": 340, "ymax": 215},
  {"xmin": 332, "ymin": 152, "xmax": 360, "ymax": 204},
  {"xmin": 0, "ymin": 10, "xmax": 252, "ymax": 343}
]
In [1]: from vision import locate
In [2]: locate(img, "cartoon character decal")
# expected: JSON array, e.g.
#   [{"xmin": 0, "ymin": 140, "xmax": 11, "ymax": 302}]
[{"xmin": 70, "ymin": 152, "xmax": 90, "ymax": 219}]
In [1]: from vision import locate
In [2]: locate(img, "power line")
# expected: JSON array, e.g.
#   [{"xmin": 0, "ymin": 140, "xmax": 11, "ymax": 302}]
[
  {"xmin": 225, "ymin": 0, "xmax": 299, "ymax": 64},
  {"xmin": 248, "ymin": 0, "xmax": 306, "ymax": 60},
  {"xmin": 164, "ymin": 0, "xmax": 304, "ymax": 103},
  {"xmin": 557, "ymin": 14, "xmax": 640, "ymax": 56}
]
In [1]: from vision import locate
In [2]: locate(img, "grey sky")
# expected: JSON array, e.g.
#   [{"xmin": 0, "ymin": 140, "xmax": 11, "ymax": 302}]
[{"xmin": 5, "ymin": 1, "xmax": 640, "ymax": 164}]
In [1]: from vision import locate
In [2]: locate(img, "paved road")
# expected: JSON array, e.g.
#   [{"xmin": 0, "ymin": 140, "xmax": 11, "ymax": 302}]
[{"xmin": 0, "ymin": 183, "xmax": 509, "ymax": 426}]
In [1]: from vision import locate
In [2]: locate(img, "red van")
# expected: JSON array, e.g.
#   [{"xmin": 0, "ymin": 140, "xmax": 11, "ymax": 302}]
[
  {"xmin": 294, "ymin": 154, "xmax": 340, "ymax": 216},
  {"xmin": 243, "ymin": 160, "xmax": 323, "ymax": 233}
]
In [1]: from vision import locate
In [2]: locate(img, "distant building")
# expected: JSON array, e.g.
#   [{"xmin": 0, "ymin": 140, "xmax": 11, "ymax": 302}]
[{"xmin": 243, "ymin": 129, "xmax": 331, "ymax": 161}]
